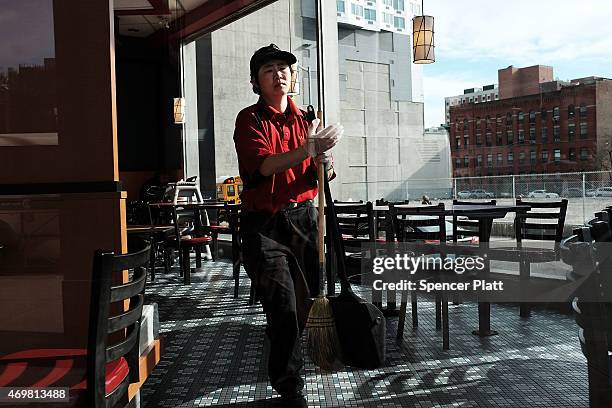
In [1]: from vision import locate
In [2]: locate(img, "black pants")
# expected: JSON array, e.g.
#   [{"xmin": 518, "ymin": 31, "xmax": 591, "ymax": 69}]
[{"xmin": 241, "ymin": 203, "xmax": 320, "ymax": 396}]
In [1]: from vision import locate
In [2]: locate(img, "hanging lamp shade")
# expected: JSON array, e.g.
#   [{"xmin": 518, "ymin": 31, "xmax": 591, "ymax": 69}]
[
  {"xmin": 173, "ymin": 97, "xmax": 185, "ymax": 124},
  {"xmin": 288, "ymin": 64, "xmax": 300, "ymax": 96},
  {"xmin": 412, "ymin": 15, "xmax": 435, "ymax": 64}
]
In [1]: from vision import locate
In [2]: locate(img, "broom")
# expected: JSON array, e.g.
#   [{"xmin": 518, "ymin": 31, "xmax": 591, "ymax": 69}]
[{"xmin": 305, "ymin": 159, "xmax": 343, "ymax": 371}]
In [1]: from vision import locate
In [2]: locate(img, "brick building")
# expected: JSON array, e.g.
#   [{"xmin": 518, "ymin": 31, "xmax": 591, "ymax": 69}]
[{"xmin": 449, "ymin": 65, "xmax": 612, "ymax": 178}]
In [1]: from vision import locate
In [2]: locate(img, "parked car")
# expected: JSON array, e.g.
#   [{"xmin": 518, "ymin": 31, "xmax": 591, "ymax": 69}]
[
  {"xmin": 527, "ymin": 190, "xmax": 559, "ymax": 198},
  {"xmin": 468, "ymin": 189, "xmax": 494, "ymax": 199},
  {"xmin": 594, "ymin": 187, "xmax": 612, "ymax": 197},
  {"xmin": 457, "ymin": 191, "xmax": 473, "ymax": 199},
  {"xmin": 586, "ymin": 189, "xmax": 597, "ymax": 197},
  {"xmin": 561, "ymin": 188, "xmax": 583, "ymax": 197}
]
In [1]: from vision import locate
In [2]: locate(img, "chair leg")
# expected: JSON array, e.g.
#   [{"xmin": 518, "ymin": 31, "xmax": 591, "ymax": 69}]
[
  {"xmin": 212, "ymin": 233, "xmax": 219, "ymax": 262},
  {"xmin": 149, "ymin": 242, "xmax": 156, "ymax": 282},
  {"xmin": 520, "ymin": 260, "xmax": 531, "ymax": 317},
  {"xmin": 195, "ymin": 245, "xmax": 202, "ymax": 268},
  {"xmin": 411, "ymin": 291, "xmax": 418, "ymax": 328},
  {"xmin": 182, "ymin": 247, "xmax": 191, "ymax": 284},
  {"xmin": 163, "ymin": 248, "xmax": 170, "ymax": 274},
  {"xmin": 435, "ymin": 293, "xmax": 442, "ymax": 331},
  {"xmin": 397, "ymin": 290, "xmax": 408, "ymax": 339},
  {"xmin": 442, "ymin": 294, "xmax": 449, "ymax": 350},
  {"xmin": 248, "ymin": 281, "xmax": 257, "ymax": 306}
]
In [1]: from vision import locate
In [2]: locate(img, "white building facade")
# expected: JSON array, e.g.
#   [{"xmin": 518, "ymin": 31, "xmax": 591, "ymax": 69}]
[{"xmin": 444, "ymin": 85, "xmax": 499, "ymax": 125}]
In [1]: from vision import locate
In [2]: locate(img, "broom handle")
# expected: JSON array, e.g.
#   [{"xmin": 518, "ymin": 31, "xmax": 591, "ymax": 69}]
[{"xmin": 318, "ymin": 161, "xmax": 326, "ymax": 296}]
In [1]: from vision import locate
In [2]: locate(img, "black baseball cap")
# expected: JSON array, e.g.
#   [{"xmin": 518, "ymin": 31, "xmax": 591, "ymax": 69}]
[{"xmin": 249, "ymin": 44, "xmax": 297, "ymax": 79}]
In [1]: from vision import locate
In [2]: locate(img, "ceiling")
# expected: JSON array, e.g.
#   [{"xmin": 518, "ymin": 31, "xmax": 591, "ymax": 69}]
[{"xmin": 114, "ymin": 0, "xmax": 209, "ymax": 38}]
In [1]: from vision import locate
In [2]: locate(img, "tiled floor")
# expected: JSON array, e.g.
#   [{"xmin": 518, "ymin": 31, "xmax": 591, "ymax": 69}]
[{"xmin": 141, "ymin": 259, "xmax": 588, "ymax": 407}]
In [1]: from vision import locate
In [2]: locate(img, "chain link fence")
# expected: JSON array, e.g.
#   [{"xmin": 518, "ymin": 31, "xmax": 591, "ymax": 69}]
[{"xmin": 342, "ymin": 171, "xmax": 612, "ymax": 227}]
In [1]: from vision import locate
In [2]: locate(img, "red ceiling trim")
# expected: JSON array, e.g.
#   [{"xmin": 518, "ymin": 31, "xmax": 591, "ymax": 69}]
[
  {"xmin": 170, "ymin": 0, "xmax": 277, "ymax": 41},
  {"xmin": 115, "ymin": 0, "xmax": 171, "ymax": 16}
]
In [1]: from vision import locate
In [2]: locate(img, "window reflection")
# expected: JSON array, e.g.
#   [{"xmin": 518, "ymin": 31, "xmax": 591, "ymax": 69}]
[{"xmin": 0, "ymin": 1, "xmax": 57, "ymax": 146}]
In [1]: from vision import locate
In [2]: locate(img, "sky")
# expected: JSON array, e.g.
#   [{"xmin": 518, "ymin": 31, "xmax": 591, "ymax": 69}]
[{"xmin": 421, "ymin": 0, "xmax": 612, "ymax": 128}]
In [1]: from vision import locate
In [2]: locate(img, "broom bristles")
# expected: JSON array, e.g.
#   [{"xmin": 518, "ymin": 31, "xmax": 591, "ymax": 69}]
[{"xmin": 305, "ymin": 296, "xmax": 343, "ymax": 371}]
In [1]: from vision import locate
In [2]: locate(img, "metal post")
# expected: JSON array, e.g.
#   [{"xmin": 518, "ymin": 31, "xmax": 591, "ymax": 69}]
[
  {"xmin": 307, "ymin": 66, "xmax": 312, "ymax": 106},
  {"xmin": 512, "ymin": 175, "xmax": 516, "ymax": 199},
  {"xmin": 582, "ymin": 172, "xmax": 586, "ymax": 223},
  {"xmin": 453, "ymin": 178, "xmax": 457, "ymax": 199}
]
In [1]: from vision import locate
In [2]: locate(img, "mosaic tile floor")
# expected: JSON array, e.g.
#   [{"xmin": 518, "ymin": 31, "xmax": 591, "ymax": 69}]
[{"xmin": 140, "ymin": 258, "xmax": 589, "ymax": 407}]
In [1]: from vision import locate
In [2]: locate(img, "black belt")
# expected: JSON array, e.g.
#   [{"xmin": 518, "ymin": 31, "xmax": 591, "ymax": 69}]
[{"xmin": 285, "ymin": 199, "xmax": 314, "ymax": 209}]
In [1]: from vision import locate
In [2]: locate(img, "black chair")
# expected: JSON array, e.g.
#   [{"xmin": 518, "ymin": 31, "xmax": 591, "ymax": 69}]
[
  {"xmin": 563, "ymin": 221, "xmax": 612, "ymax": 407},
  {"xmin": 334, "ymin": 201, "xmax": 376, "ymax": 278},
  {"xmin": 452, "ymin": 199, "xmax": 496, "ymax": 243},
  {"xmin": 166, "ymin": 205, "xmax": 212, "ymax": 284},
  {"xmin": 375, "ymin": 198, "xmax": 409, "ymax": 241},
  {"xmin": 389, "ymin": 203, "xmax": 450, "ymax": 349},
  {"xmin": 515, "ymin": 198, "xmax": 568, "ymax": 317},
  {"xmin": 0, "ymin": 242, "xmax": 151, "ymax": 407}
]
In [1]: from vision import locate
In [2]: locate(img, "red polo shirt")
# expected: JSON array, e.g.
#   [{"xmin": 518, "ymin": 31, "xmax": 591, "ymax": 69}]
[{"xmin": 233, "ymin": 97, "xmax": 318, "ymax": 214}]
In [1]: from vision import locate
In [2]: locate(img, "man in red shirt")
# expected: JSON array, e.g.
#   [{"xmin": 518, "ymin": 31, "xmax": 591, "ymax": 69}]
[{"xmin": 234, "ymin": 44, "xmax": 342, "ymax": 406}]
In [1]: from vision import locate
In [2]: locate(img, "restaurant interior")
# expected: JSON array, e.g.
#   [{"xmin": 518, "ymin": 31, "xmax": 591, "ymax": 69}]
[{"xmin": 0, "ymin": 1, "xmax": 610, "ymax": 407}]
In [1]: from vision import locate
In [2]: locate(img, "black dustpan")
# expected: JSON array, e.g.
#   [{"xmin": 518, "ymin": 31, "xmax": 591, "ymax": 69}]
[{"xmin": 324, "ymin": 174, "xmax": 386, "ymax": 369}]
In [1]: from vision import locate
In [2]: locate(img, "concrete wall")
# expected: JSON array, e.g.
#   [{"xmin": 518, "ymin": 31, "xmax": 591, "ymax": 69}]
[
  {"xmin": 194, "ymin": 0, "xmax": 432, "ymax": 202},
  {"xmin": 209, "ymin": 1, "xmax": 292, "ymax": 180}
]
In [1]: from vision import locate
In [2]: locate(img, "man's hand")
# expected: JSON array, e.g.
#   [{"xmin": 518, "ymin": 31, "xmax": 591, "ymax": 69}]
[
  {"xmin": 314, "ymin": 151, "xmax": 332, "ymax": 166},
  {"xmin": 303, "ymin": 119, "xmax": 343, "ymax": 158}
]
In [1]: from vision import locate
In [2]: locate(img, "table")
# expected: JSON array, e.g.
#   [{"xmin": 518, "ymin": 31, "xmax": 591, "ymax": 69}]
[
  {"xmin": 147, "ymin": 202, "xmax": 239, "ymax": 285},
  {"xmin": 372, "ymin": 203, "xmax": 531, "ymax": 336}
]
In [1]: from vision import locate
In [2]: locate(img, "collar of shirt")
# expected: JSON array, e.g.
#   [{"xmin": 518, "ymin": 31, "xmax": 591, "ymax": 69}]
[{"xmin": 256, "ymin": 96, "xmax": 303, "ymax": 125}]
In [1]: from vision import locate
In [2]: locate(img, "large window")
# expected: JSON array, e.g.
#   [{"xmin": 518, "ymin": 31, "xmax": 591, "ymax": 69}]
[
  {"xmin": 541, "ymin": 127, "xmax": 548, "ymax": 144},
  {"xmin": 554, "ymin": 149, "xmax": 561, "ymax": 162},
  {"xmin": 568, "ymin": 123, "xmax": 575, "ymax": 141},
  {"xmin": 393, "ymin": 0, "xmax": 405, "ymax": 11},
  {"xmin": 0, "ymin": 0, "xmax": 58, "ymax": 146},
  {"xmin": 553, "ymin": 125, "xmax": 560, "ymax": 142},
  {"xmin": 519, "ymin": 151, "xmax": 525, "ymax": 164},
  {"xmin": 507, "ymin": 130, "xmax": 514, "ymax": 145},
  {"xmin": 508, "ymin": 152, "xmax": 514, "ymax": 164},
  {"xmin": 487, "ymin": 154, "xmax": 493, "ymax": 167},
  {"xmin": 383, "ymin": 12, "xmax": 393, "ymax": 25},
  {"xmin": 580, "ymin": 122, "xmax": 588, "ymax": 138},
  {"xmin": 337, "ymin": 0, "xmax": 345, "ymax": 13},
  {"xmin": 393, "ymin": 16, "xmax": 405, "ymax": 29},
  {"xmin": 497, "ymin": 153, "xmax": 503, "ymax": 165},
  {"xmin": 383, "ymin": 0, "xmax": 392, "ymax": 6},
  {"xmin": 542, "ymin": 150, "xmax": 549, "ymax": 163},
  {"xmin": 580, "ymin": 103, "xmax": 588, "ymax": 117},
  {"xmin": 351, "ymin": 3, "xmax": 364, "ymax": 17},
  {"xmin": 580, "ymin": 148, "xmax": 589, "ymax": 160},
  {"xmin": 364, "ymin": 8, "xmax": 376, "ymax": 21},
  {"xmin": 569, "ymin": 148, "xmax": 576, "ymax": 161},
  {"xmin": 518, "ymin": 129, "xmax": 525, "ymax": 144}
]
